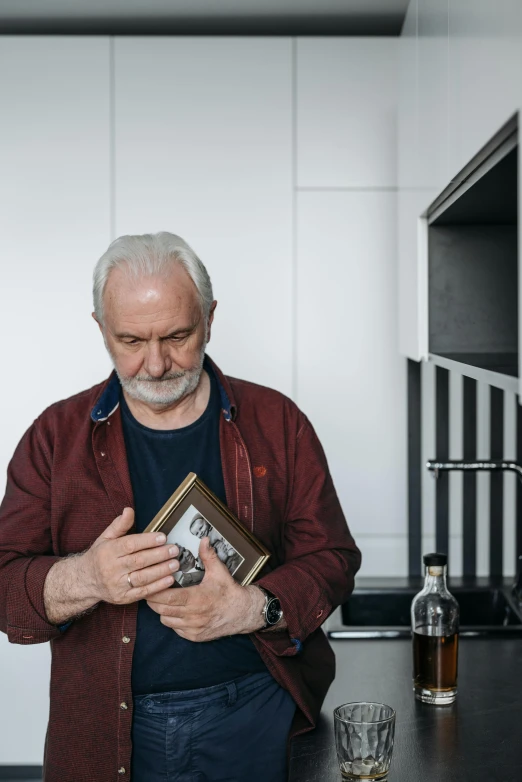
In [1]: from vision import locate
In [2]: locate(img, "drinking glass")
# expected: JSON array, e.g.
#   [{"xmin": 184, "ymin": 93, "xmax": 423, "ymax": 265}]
[{"xmin": 333, "ymin": 702, "xmax": 396, "ymax": 781}]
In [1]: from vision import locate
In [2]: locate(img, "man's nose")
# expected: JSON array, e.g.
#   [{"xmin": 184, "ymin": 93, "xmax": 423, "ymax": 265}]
[{"xmin": 144, "ymin": 341, "xmax": 171, "ymax": 377}]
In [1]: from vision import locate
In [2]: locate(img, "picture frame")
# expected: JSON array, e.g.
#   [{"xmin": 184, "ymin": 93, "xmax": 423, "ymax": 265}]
[{"xmin": 143, "ymin": 472, "xmax": 270, "ymax": 587}]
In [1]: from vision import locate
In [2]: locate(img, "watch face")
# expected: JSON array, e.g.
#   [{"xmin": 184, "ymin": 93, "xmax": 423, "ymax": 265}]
[{"xmin": 266, "ymin": 598, "xmax": 282, "ymax": 625}]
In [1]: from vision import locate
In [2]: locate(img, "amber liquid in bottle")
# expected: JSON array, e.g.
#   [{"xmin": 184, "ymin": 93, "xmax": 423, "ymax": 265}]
[{"xmin": 413, "ymin": 629, "xmax": 458, "ymax": 692}]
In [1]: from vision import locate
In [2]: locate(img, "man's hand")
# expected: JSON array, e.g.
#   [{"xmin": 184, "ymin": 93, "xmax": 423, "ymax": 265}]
[
  {"xmin": 44, "ymin": 507, "xmax": 181, "ymax": 625},
  {"xmin": 82, "ymin": 507, "xmax": 180, "ymax": 605},
  {"xmin": 146, "ymin": 537, "xmax": 266, "ymax": 642}
]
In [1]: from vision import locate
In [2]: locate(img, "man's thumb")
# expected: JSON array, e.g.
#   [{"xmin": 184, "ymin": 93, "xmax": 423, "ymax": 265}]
[
  {"xmin": 101, "ymin": 507, "xmax": 135, "ymax": 541},
  {"xmin": 199, "ymin": 536, "xmax": 219, "ymax": 567}
]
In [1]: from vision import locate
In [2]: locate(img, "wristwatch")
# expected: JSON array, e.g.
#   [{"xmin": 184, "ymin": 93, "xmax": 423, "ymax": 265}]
[{"xmin": 259, "ymin": 588, "xmax": 283, "ymax": 629}]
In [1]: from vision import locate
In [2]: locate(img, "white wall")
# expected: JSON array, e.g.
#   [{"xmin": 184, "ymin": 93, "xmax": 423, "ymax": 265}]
[
  {"xmin": 0, "ymin": 35, "xmax": 403, "ymax": 764},
  {"xmin": 0, "ymin": 37, "xmax": 112, "ymax": 766},
  {"xmin": 296, "ymin": 39, "xmax": 405, "ymax": 578},
  {"xmin": 113, "ymin": 38, "xmax": 294, "ymax": 396}
]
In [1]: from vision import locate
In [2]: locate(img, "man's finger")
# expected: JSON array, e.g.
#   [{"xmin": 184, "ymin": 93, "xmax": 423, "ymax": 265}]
[
  {"xmin": 130, "ymin": 575, "xmax": 175, "ymax": 600},
  {"xmin": 98, "ymin": 507, "xmax": 135, "ymax": 542},
  {"xmin": 147, "ymin": 601, "xmax": 189, "ymax": 618},
  {"xmin": 160, "ymin": 614, "xmax": 189, "ymax": 629},
  {"xmin": 122, "ymin": 546, "xmax": 179, "ymax": 577},
  {"xmin": 116, "ymin": 530, "xmax": 167, "ymax": 558},
  {"xmin": 150, "ymin": 587, "xmax": 190, "ymax": 607}
]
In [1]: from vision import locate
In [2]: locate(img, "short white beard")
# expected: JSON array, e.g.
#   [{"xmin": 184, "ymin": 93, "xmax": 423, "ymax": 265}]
[{"xmin": 110, "ymin": 342, "xmax": 207, "ymax": 407}]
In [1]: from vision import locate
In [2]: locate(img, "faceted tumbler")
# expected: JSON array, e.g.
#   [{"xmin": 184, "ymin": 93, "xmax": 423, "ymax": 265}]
[{"xmin": 333, "ymin": 702, "xmax": 396, "ymax": 781}]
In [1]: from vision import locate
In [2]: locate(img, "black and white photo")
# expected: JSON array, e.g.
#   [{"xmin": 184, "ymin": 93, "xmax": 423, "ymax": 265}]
[{"xmin": 166, "ymin": 504, "xmax": 245, "ymax": 586}]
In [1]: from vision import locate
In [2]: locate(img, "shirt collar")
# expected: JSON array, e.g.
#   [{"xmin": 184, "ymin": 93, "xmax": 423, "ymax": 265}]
[
  {"xmin": 90, "ymin": 355, "xmax": 236, "ymax": 423},
  {"xmin": 90, "ymin": 372, "xmax": 121, "ymax": 422},
  {"xmin": 205, "ymin": 356, "xmax": 235, "ymax": 421}
]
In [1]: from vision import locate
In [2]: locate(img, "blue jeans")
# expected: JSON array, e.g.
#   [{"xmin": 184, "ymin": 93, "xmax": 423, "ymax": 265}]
[{"xmin": 131, "ymin": 672, "xmax": 296, "ymax": 782}]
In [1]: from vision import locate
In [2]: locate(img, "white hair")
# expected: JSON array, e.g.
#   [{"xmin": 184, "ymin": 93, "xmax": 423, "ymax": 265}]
[{"xmin": 92, "ymin": 231, "xmax": 213, "ymax": 324}]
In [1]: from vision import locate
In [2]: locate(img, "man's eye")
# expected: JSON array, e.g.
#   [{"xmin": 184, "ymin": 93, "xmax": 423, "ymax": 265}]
[{"xmin": 124, "ymin": 339, "xmax": 140, "ymax": 345}]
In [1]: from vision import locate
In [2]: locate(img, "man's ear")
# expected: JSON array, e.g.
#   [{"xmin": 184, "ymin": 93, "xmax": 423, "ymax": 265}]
[
  {"xmin": 92, "ymin": 312, "xmax": 104, "ymax": 335},
  {"xmin": 206, "ymin": 301, "xmax": 218, "ymax": 343}
]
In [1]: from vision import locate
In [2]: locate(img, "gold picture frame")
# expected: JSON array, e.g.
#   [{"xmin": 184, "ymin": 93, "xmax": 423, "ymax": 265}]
[{"xmin": 143, "ymin": 472, "xmax": 270, "ymax": 587}]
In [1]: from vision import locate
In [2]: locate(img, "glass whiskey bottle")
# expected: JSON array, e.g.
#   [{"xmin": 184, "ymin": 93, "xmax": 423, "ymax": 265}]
[{"xmin": 411, "ymin": 553, "xmax": 459, "ymax": 705}]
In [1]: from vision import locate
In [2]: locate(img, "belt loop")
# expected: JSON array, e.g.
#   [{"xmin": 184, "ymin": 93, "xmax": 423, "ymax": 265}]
[{"xmin": 225, "ymin": 681, "xmax": 237, "ymax": 707}]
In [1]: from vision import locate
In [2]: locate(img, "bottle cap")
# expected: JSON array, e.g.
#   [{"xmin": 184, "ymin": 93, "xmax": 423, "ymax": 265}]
[{"xmin": 423, "ymin": 552, "xmax": 447, "ymax": 566}]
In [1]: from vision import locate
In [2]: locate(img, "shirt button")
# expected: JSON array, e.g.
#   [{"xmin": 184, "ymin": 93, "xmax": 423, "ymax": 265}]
[
  {"xmin": 118, "ymin": 767, "xmax": 126, "ymax": 775},
  {"xmin": 122, "ymin": 636, "xmax": 131, "ymax": 644},
  {"xmin": 120, "ymin": 702, "xmax": 128, "ymax": 710},
  {"xmin": 317, "ymin": 610, "xmax": 323, "ymax": 619},
  {"xmin": 100, "ymin": 451, "xmax": 106, "ymax": 457}
]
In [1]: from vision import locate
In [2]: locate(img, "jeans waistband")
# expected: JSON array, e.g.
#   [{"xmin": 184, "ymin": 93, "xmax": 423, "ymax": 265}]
[{"xmin": 134, "ymin": 671, "xmax": 274, "ymax": 714}]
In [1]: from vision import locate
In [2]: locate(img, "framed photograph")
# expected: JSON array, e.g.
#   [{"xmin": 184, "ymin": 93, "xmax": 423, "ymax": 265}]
[{"xmin": 143, "ymin": 472, "xmax": 270, "ymax": 587}]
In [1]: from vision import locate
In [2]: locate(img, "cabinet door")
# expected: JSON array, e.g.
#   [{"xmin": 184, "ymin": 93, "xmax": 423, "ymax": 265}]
[
  {"xmin": 449, "ymin": 0, "xmax": 522, "ymax": 178},
  {"xmin": 114, "ymin": 39, "xmax": 293, "ymax": 396},
  {"xmin": 398, "ymin": 189, "xmax": 430, "ymax": 361},
  {"xmin": 447, "ymin": 0, "xmax": 522, "ymax": 399},
  {"xmin": 297, "ymin": 38, "xmax": 398, "ymax": 188},
  {"xmin": 0, "ymin": 37, "xmax": 111, "ymax": 764},
  {"xmin": 398, "ymin": 0, "xmax": 433, "ymax": 361}
]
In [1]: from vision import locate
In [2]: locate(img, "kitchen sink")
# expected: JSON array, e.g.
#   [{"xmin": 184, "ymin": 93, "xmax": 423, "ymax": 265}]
[{"xmin": 328, "ymin": 585, "xmax": 522, "ymax": 639}]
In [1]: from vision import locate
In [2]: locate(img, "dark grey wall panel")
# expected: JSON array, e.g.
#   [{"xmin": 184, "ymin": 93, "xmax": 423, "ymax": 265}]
[
  {"xmin": 489, "ymin": 387, "xmax": 504, "ymax": 576},
  {"xmin": 517, "ymin": 404, "xmax": 522, "ymax": 568},
  {"xmin": 407, "ymin": 360, "xmax": 422, "ymax": 577},
  {"xmin": 429, "ymin": 226, "xmax": 518, "ymax": 356},
  {"xmin": 462, "ymin": 376, "xmax": 477, "ymax": 576},
  {"xmin": 435, "ymin": 366, "xmax": 449, "ymax": 556}
]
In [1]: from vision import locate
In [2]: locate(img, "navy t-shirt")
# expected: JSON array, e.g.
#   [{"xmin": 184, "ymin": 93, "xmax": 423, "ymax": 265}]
[{"xmin": 121, "ymin": 369, "xmax": 267, "ymax": 694}]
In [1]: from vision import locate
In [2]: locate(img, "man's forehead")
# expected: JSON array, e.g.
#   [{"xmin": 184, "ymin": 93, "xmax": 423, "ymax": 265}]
[
  {"xmin": 105, "ymin": 294, "xmax": 201, "ymax": 338},
  {"xmin": 104, "ymin": 266, "xmax": 200, "ymax": 316}
]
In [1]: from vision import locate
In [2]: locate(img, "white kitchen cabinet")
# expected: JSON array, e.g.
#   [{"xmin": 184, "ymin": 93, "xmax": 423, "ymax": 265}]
[
  {"xmin": 0, "ymin": 36, "xmax": 112, "ymax": 764},
  {"xmin": 398, "ymin": 189, "xmax": 430, "ymax": 361},
  {"xmin": 447, "ymin": 1, "xmax": 522, "ymax": 399},
  {"xmin": 296, "ymin": 190, "xmax": 407, "ymax": 554},
  {"xmin": 398, "ymin": 0, "xmax": 450, "ymax": 361},
  {"xmin": 398, "ymin": 0, "xmax": 522, "ymax": 379},
  {"xmin": 398, "ymin": 0, "xmax": 431, "ymax": 362},
  {"xmin": 113, "ymin": 38, "xmax": 293, "ymax": 397},
  {"xmin": 297, "ymin": 38, "xmax": 398, "ymax": 188},
  {"xmin": 417, "ymin": 0, "xmax": 449, "ymax": 193},
  {"xmin": 448, "ymin": 0, "xmax": 522, "ymax": 179}
]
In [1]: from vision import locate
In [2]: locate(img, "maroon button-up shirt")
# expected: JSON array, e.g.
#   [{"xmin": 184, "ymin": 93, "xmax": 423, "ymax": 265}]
[{"xmin": 0, "ymin": 357, "xmax": 361, "ymax": 781}]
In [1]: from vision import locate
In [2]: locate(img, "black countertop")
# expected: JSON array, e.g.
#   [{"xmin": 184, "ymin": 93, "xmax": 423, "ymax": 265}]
[{"xmin": 289, "ymin": 638, "xmax": 522, "ymax": 782}]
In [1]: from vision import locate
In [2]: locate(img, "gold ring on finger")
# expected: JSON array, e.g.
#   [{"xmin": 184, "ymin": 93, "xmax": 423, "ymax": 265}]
[{"xmin": 127, "ymin": 573, "xmax": 133, "ymax": 588}]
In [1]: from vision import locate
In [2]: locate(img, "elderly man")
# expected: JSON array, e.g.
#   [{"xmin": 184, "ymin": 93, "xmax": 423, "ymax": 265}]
[{"xmin": 0, "ymin": 232, "xmax": 361, "ymax": 782}]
